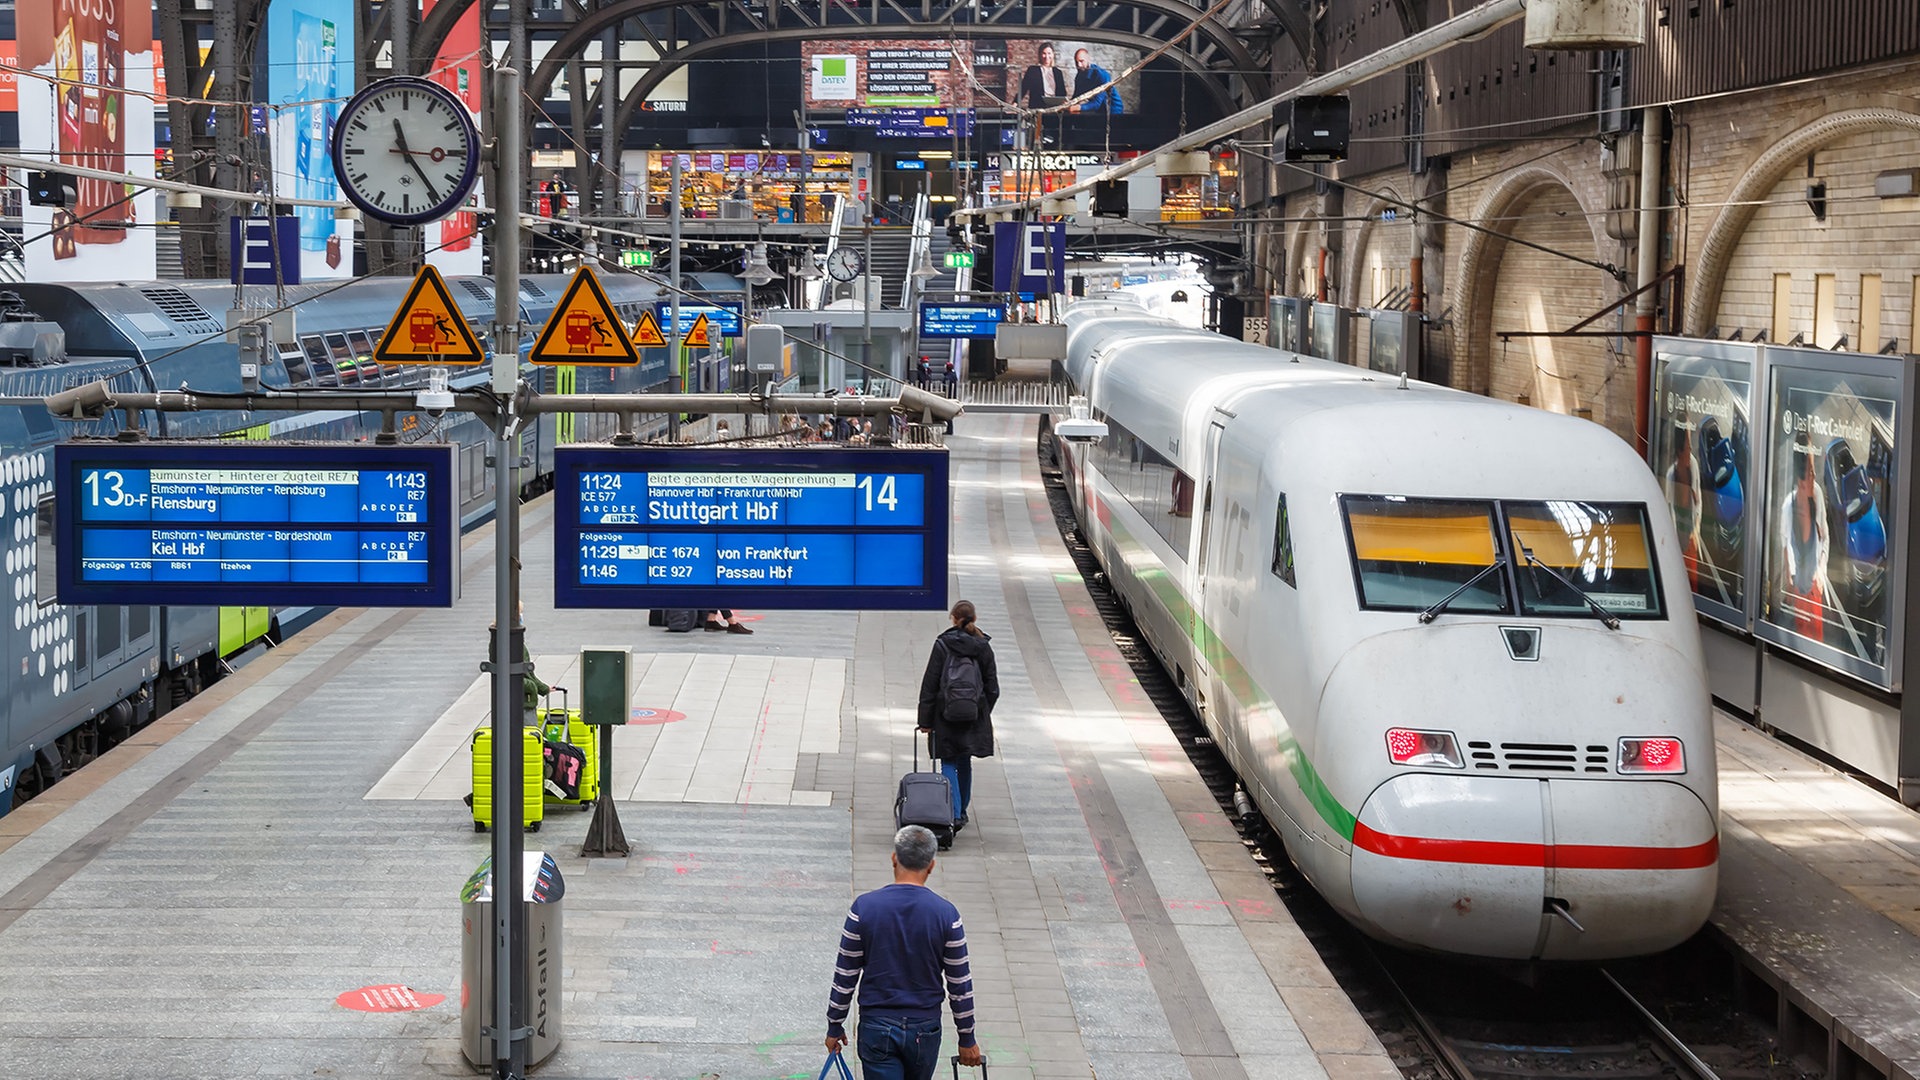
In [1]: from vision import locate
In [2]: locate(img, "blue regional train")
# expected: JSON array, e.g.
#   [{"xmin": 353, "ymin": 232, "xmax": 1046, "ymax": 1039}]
[{"xmin": 0, "ymin": 269, "xmax": 740, "ymax": 814}]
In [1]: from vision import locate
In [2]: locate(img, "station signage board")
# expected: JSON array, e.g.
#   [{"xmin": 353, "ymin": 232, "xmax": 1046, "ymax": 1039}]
[
  {"xmin": 553, "ymin": 447, "xmax": 950, "ymax": 611},
  {"xmin": 655, "ymin": 301, "xmax": 744, "ymax": 338},
  {"xmin": 918, "ymin": 303, "xmax": 1004, "ymax": 339},
  {"xmin": 54, "ymin": 443, "xmax": 460, "ymax": 608}
]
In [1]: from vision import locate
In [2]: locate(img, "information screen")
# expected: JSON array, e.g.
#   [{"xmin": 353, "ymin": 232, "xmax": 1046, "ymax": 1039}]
[
  {"xmin": 655, "ymin": 301, "xmax": 745, "ymax": 337},
  {"xmin": 554, "ymin": 447, "xmax": 949, "ymax": 610},
  {"xmin": 54, "ymin": 443, "xmax": 460, "ymax": 607},
  {"xmin": 918, "ymin": 303, "xmax": 1006, "ymax": 339}
]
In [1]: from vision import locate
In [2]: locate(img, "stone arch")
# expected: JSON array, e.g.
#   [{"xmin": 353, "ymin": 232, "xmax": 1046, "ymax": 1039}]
[
  {"xmin": 1684, "ymin": 107, "xmax": 1920, "ymax": 336},
  {"xmin": 1453, "ymin": 163, "xmax": 1611, "ymax": 397},
  {"xmin": 1344, "ymin": 185, "xmax": 1406, "ymax": 307},
  {"xmin": 1286, "ymin": 209, "xmax": 1318, "ymax": 297}
]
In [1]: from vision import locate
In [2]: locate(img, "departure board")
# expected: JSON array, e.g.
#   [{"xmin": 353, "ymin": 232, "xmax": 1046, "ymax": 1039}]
[
  {"xmin": 554, "ymin": 447, "xmax": 949, "ymax": 610},
  {"xmin": 54, "ymin": 443, "xmax": 460, "ymax": 608}
]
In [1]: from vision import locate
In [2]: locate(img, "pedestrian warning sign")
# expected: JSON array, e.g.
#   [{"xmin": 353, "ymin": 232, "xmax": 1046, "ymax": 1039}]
[
  {"xmin": 630, "ymin": 309, "xmax": 667, "ymax": 348},
  {"xmin": 530, "ymin": 268, "xmax": 640, "ymax": 366},
  {"xmin": 375, "ymin": 265, "xmax": 487, "ymax": 365},
  {"xmin": 683, "ymin": 313, "xmax": 713, "ymax": 349}
]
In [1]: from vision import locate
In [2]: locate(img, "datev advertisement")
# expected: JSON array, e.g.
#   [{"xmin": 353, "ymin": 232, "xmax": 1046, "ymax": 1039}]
[
  {"xmin": 1651, "ymin": 341, "xmax": 1756, "ymax": 625},
  {"xmin": 1760, "ymin": 354, "xmax": 1903, "ymax": 687},
  {"xmin": 16, "ymin": 0, "xmax": 157, "ymax": 280},
  {"xmin": 267, "ymin": 0, "xmax": 354, "ymax": 280}
]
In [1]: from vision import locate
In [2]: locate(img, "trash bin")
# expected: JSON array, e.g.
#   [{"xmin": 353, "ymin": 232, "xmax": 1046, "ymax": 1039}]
[{"xmin": 461, "ymin": 852, "xmax": 565, "ymax": 1068}]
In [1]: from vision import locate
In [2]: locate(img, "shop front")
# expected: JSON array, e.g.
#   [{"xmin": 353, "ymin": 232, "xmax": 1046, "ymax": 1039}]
[{"xmin": 640, "ymin": 151, "xmax": 869, "ymax": 221}]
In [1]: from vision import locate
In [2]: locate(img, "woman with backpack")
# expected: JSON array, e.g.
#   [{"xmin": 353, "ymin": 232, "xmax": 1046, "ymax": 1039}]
[{"xmin": 916, "ymin": 600, "xmax": 1000, "ymax": 835}]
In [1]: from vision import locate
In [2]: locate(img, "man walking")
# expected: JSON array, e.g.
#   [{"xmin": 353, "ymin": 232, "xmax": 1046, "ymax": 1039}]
[{"xmin": 825, "ymin": 825, "xmax": 983, "ymax": 1078}]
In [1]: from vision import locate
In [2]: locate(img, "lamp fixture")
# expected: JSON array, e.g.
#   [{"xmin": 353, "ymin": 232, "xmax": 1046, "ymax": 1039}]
[{"xmin": 742, "ymin": 242, "xmax": 778, "ymax": 286}]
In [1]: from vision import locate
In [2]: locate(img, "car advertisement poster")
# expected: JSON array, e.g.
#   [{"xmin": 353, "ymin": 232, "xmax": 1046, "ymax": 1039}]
[
  {"xmin": 422, "ymin": 0, "xmax": 481, "ymax": 276},
  {"xmin": 1757, "ymin": 349, "xmax": 1905, "ymax": 689},
  {"xmin": 1651, "ymin": 339, "xmax": 1758, "ymax": 627},
  {"xmin": 15, "ymin": 0, "xmax": 157, "ymax": 280},
  {"xmin": 267, "ymin": 0, "xmax": 354, "ymax": 280}
]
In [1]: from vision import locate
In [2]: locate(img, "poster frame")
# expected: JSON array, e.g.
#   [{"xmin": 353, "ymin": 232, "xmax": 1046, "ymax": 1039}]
[
  {"xmin": 1751, "ymin": 344, "xmax": 1913, "ymax": 692},
  {"xmin": 1649, "ymin": 336, "xmax": 1762, "ymax": 632}
]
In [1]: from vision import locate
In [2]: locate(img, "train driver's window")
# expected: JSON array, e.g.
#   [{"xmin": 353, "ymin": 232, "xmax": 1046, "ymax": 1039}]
[
  {"xmin": 302, "ymin": 335, "xmax": 336, "ymax": 386},
  {"xmin": 1341, "ymin": 495, "xmax": 1508, "ymax": 614},
  {"xmin": 1271, "ymin": 495, "xmax": 1296, "ymax": 587},
  {"xmin": 1507, "ymin": 501, "xmax": 1664, "ymax": 619}
]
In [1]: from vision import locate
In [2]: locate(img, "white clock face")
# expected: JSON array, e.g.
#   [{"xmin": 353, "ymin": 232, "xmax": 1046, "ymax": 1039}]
[
  {"xmin": 826, "ymin": 247, "xmax": 864, "ymax": 281},
  {"xmin": 332, "ymin": 77, "xmax": 479, "ymax": 226}
]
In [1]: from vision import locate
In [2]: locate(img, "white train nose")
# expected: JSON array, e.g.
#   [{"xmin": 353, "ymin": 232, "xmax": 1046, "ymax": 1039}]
[{"xmin": 1349, "ymin": 773, "xmax": 1717, "ymax": 960}]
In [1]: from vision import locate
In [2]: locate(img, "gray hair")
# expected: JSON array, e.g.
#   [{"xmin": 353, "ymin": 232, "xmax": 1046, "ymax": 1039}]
[{"xmin": 894, "ymin": 825, "xmax": 938, "ymax": 871}]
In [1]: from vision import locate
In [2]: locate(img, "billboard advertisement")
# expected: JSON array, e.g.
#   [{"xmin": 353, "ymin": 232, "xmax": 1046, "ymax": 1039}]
[
  {"xmin": 16, "ymin": 0, "xmax": 157, "ymax": 279},
  {"xmin": 267, "ymin": 0, "xmax": 354, "ymax": 280},
  {"xmin": 1757, "ymin": 348, "xmax": 1907, "ymax": 689},
  {"xmin": 801, "ymin": 39, "xmax": 1137, "ymax": 116},
  {"xmin": 1650, "ymin": 339, "xmax": 1759, "ymax": 627},
  {"xmin": 423, "ymin": 0, "xmax": 482, "ymax": 275}
]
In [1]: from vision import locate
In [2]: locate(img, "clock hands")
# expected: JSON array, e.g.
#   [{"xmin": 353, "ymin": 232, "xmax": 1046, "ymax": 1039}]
[{"xmin": 390, "ymin": 118, "xmax": 443, "ymax": 204}]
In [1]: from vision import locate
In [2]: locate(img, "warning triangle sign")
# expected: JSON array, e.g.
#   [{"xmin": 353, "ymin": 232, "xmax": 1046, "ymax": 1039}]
[
  {"xmin": 375, "ymin": 265, "xmax": 487, "ymax": 365},
  {"xmin": 630, "ymin": 308, "xmax": 667, "ymax": 348},
  {"xmin": 683, "ymin": 313, "xmax": 713, "ymax": 349},
  {"xmin": 529, "ymin": 268, "xmax": 641, "ymax": 366}
]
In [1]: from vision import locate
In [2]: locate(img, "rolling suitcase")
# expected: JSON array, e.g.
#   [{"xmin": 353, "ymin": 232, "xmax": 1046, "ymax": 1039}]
[
  {"xmin": 538, "ymin": 688, "xmax": 599, "ymax": 810},
  {"xmin": 468, "ymin": 726, "xmax": 545, "ymax": 833},
  {"xmin": 895, "ymin": 730, "xmax": 955, "ymax": 849}
]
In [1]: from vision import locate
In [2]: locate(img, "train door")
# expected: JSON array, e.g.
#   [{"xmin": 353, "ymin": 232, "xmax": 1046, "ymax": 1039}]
[{"xmin": 1190, "ymin": 419, "xmax": 1229, "ymax": 720}]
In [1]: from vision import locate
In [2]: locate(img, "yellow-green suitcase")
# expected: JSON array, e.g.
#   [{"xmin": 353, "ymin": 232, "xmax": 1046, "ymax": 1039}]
[{"xmin": 468, "ymin": 727, "xmax": 544, "ymax": 832}]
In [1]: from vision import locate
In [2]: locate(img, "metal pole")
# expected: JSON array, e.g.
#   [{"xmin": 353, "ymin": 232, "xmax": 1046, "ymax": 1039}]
[
  {"xmin": 1632, "ymin": 105, "xmax": 1664, "ymax": 461},
  {"xmin": 861, "ymin": 214, "xmax": 873, "ymax": 394},
  {"xmin": 488, "ymin": 64, "xmax": 528, "ymax": 1080},
  {"xmin": 669, "ymin": 156, "xmax": 683, "ymax": 440}
]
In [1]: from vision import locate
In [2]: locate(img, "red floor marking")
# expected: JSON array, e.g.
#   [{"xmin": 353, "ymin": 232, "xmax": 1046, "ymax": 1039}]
[
  {"xmin": 337, "ymin": 985, "xmax": 445, "ymax": 1012},
  {"xmin": 628, "ymin": 706, "xmax": 686, "ymax": 725}
]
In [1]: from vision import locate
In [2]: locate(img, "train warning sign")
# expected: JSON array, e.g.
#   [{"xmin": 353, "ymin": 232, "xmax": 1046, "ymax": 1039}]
[
  {"xmin": 630, "ymin": 309, "xmax": 667, "ymax": 348},
  {"xmin": 375, "ymin": 265, "xmax": 487, "ymax": 365},
  {"xmin": 683, "ymin": 313, "xmax": 713, "ymax": 349},
  {"xmin": 530, "ymin": 268, "xmax": 641, "ymax": 366}
]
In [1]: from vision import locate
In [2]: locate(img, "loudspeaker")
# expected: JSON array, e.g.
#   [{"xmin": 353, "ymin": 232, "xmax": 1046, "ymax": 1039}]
[
  {"xmin": 1279, "ymin": 96, "xmax": 1350, "ymax": 163},
  {"xmin": 27, "ymin": 171, "xmax": 74, "ymax": 209},
  {"xmin": 1091, "ymin": 180, "xmax": 1128, "ymax": 218}
]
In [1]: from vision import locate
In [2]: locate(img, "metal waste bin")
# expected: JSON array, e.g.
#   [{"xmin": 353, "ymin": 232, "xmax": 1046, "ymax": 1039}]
[{"xmin": 461, "ymin": 852, "xmax": 565, "ymax": 1067}]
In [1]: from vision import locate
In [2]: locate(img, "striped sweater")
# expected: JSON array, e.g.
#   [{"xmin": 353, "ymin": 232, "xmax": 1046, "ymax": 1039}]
[{"xmin": 826, "ymin": 882, "xmax": 976, "ymax": 1048}]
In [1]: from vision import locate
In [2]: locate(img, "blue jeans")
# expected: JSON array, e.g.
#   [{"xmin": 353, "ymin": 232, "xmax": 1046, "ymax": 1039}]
[
  {"xmin": 940, "ymin": 759, "xmax": 972, "ymax": 820},
  {"xmin": 855, "ymin": 1014, "xmax": 943, "ymax": 1080}
]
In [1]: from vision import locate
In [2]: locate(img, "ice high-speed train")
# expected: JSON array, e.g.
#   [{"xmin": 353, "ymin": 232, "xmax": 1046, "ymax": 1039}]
[
  {"xmin": 1054, "ymin": 299, "xmax": 1718, "ymax": 961},
  {"xmin": 0, "ymin": 269, "xmax": 739, "ymax": 815}
]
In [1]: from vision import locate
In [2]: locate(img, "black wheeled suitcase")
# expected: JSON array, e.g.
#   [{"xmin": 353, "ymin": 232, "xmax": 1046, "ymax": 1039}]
[
  {"xmin": 895, "ymin": 731, "xmax": 955, "ymax": 849},
  {"xmin": 664, "ymin": 609, "xmax": 700, "ymax": 633}
]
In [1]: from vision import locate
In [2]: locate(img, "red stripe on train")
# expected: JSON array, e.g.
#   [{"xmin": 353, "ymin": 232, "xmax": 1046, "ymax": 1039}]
[{"xmin": 1352, "ymin": 822, "xmax": 1718, "ymax": 870}]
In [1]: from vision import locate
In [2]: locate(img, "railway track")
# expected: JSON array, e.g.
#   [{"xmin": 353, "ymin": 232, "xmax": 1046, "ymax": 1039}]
[{"xmin": 1034, "ymin": 432, "xmax": 1817, "ymax": 1080}]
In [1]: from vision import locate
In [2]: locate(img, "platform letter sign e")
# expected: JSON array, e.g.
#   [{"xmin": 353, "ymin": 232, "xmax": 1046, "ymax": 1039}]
[
  {"xmin": 991, "ymin": 221, "xmax": 1066, "ymax": 296},
  {"xmin": 229, "ymin": 216, "xmax": 302, "ymax": 286}
]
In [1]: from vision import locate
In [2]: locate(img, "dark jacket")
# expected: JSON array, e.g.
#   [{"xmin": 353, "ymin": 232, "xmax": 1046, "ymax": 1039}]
[
  {"xmin": 917, "ymin": 627, "xmax": 999, "ymax": 759},
  {"xmin": 1018, "ymin": 64, "xmax": 1070, "ymax": 108}
]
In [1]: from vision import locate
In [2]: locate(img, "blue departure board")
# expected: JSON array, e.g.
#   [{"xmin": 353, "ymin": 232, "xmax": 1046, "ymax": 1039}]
[
  {"xmin": 655, "ymin": 301, "xmax": 745, "ymax": 338},
  {"xmin": 554, "ymin": 447, "xmax": 949, "ymax": 610},
  {"xmin": 918, "ymin": 303, "xmax": 1006, "ymax": 339},
  {"xmin": 55, "ymin": 443, "xmax": 460, "ymax": 608}
]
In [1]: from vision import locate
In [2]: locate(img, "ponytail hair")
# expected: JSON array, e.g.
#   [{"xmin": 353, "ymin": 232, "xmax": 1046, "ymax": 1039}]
[{"xmin": 950, "ymin": 599, "xmax": 983, "ymax": 636}]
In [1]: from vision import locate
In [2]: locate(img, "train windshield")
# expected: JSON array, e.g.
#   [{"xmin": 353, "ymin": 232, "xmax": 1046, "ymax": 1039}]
[
  {"xmin": 1341, "ymin": 496, "xmax": 1510, "ymax": 615},
  {"xmin": 1506, "ymin": 501, "xmax": 1664, "ymax": 619}
]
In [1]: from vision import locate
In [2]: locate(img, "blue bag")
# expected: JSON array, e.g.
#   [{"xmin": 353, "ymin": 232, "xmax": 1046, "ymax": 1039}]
[{"xmin": 818, "ymin": 1050, "xmax": 854, "ymax": 1080}]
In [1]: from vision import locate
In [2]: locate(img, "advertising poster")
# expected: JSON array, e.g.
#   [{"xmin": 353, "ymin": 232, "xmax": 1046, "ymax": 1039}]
[
  {"xmin": 267, "ymin": 0, "xmax": 354, "ymax": 280},
  {"xmin": 15, "ymin": 0, "xmax": 157, "ymax": 280},
  {"xmin": 1758, "ymin": 351, "xmax": 1904, "ymax": 687},
  {"xmin": 423, "ymin": 0, "xmax": 482, "ymax": 276},
  {"xmin": 1650, "ymin": 340, "xmax": 1757, "ymax": 626},
  {"xmin": 1004, "ymin": 40, "xmax": 1137, "ymax": 117}
]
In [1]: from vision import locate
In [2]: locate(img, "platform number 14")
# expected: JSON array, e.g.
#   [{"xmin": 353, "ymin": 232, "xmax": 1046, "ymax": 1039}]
[{"xmin": 857, "ymin": 475, "xmax": 897, "ymax": 513}]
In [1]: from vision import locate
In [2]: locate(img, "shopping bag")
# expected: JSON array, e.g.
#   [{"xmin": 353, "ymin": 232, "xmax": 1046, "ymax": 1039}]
[
  {"xmin": 542, "ymin": 739, "xmax": 587, "ymax": 800},
  {"xmin": 818, "ymin": 1050, "xmax": 854, "ymax": 1080}
]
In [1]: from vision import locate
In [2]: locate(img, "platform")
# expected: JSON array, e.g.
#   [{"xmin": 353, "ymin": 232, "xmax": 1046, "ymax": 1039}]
[{"xmin": 0, "ymin": 413, "xmax": 1396, "ymax": 1080}]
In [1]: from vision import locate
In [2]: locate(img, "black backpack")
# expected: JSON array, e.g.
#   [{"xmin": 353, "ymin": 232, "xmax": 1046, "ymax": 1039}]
[{"xmin": 940, "ymin": 646, "xmax": 984, "ymax": 724}]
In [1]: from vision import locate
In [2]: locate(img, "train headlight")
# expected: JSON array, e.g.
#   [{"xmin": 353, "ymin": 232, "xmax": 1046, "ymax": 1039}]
[
  {"xmin": 1617, "ymin": 737, "xmax": 1686, "ymax": 774},
  {"xmin": 1385, "ymin": 728, "xmax": 1464, "ymax": 769}
]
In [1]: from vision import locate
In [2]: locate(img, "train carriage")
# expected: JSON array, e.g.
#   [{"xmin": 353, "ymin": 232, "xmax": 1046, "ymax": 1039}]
[{"xmin": 1056, "ymin": 302, "xmax": 1719, "ymax": 961}]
